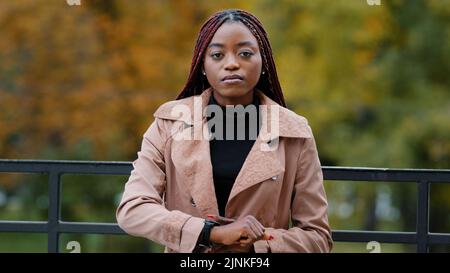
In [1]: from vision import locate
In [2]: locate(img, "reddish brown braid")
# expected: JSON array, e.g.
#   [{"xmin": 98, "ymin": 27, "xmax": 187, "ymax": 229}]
[{"xmin": 176, "ymin": 9, "xmax": 286, "ymax": 107}]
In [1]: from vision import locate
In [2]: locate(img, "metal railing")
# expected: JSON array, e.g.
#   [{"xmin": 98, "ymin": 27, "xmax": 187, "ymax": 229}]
[{"xmin": 0, "ymin": 159, "xmax": 449, "ymax": 253}]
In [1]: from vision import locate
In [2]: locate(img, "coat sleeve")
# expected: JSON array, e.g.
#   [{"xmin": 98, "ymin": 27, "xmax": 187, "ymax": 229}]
[
  {"xmin": 116, "ymin": 118, "xmax": 205, "ymax": 253},
  {"xmin": 254, "ymin": 128, "xmax": 333, "ymax": 253}
]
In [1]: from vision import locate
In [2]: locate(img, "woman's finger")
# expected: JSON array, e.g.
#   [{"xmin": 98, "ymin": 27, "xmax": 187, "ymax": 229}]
[
  {"xmin": 209, "ymin": 214, "xmax": 235, "ymax": 225},
  {"xmin": 246, "ymin": 216, "xmax": 265, "ymax": 236},
  {"xmin": 217, "ymin": 216, "xmax": 235, "ymax": 223},
  {"xmin": 242, "ymin": 222, "xmax": 258, "ymax": 241},
  {"xmin": 248, "ymin": 220, "xmax": 264, "ymax": 239}
]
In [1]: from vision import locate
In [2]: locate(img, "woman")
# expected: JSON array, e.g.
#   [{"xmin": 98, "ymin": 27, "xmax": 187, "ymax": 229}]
[{"xmin": 116, "ymin": 9, "xmax": 333, "ymax": 253}]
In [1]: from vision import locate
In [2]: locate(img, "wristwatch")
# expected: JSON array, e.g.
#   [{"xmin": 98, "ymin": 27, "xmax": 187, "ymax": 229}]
[{"xmin": 199, "ymin": 219, "xmax": 220, "ymax": 247}]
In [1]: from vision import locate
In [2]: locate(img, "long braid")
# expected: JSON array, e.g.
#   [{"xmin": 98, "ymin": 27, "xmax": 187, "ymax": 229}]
[{"xmin": 177, "ymin": 9, "xmax": 286, "ymax": 107}]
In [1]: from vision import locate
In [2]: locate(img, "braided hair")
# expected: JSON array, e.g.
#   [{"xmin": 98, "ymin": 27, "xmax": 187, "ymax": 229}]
[{"xmin": 176, "ymin": 9, "xmax": 286, "ymax": 107}]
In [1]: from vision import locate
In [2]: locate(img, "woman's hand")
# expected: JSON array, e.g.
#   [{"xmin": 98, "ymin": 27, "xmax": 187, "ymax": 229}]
[
  {"xmin": 211, "ymin": 242, "xmax": 255, "ymax": 253},
  {"xmin": 209, "ymin": 215, "xmax": 265, "ymax": 246}
]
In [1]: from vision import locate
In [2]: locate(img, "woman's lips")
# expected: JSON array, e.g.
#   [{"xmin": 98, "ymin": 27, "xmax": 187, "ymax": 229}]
[
  {"xmin": 222, "ymin": 78, "xmax": 243, "ymax": 84},
  {"xmin": 222, "ymin": 75, "xmax": 244, "ymax": 84}
]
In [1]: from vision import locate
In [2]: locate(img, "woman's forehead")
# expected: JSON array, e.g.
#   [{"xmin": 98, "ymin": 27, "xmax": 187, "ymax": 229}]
[{"xmin": 208, "ymin": 21, "xmax": 258, "ymax": 48}]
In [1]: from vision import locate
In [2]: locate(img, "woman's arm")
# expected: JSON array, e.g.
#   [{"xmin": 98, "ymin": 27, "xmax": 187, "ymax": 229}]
[
  {"xmin": 254, "ymin": 130, "xmax": 333, "ymax": 253},
  {"xmin": 116, "ymin": 118, "xmax": 205, "ymax": 252}
]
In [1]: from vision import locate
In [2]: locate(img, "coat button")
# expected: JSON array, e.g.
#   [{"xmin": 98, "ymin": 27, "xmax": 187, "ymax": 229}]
[
  {"xmin": 271, "ymin": 175, "xmax": 278, "ymax": 181},
  {"xmin": 190, "ymin": 197, "xmax": 196, "ymax": 207}
]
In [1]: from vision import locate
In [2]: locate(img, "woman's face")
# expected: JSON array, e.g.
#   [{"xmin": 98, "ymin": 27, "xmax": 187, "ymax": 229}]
[{"xmin": 203, "ymin": 21, "xmax": 262, "ymax": 106}]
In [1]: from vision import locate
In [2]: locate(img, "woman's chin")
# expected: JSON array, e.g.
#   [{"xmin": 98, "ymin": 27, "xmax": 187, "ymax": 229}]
[{"xmin": 214, "ymin": 87, "xmax": 250, "ymax": 98}]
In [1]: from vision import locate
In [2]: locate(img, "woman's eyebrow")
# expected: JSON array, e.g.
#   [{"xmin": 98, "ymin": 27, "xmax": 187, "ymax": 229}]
[
  {"xmin": 208, "ymin": 41, "xmax": 257, "ymax": 49},
  {"xmin": 208, "ymin": 43, "xmax": 224, "ymax": 49},
  {"xmin": 236, "ymin": 41, "xmax": 257, "ymax": 47}
]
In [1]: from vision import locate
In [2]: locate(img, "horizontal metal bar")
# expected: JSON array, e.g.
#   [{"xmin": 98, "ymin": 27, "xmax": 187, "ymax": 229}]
[
  {"xmin": 323, "ymin": 167, "xmax": 450, "ymax": 182},
  {"xmin": 428, "ymin": 233, "xmax": 450, "ymax": 245},
  {"xmin": 2, "ymin": 221, "xmax": 449, "ymax": 246},
  {"xmin": 333, "ymin": 231, "xmax": 450, "ymax": 246},
  {"xmin": 58, "ymin": 222, "xmax": 125, "ymax": 234},
  {"xmin": 0, "ymin": 160, "xmax": 132, "ymax": 175},
  {"xmin": 0, "ymin": 221, "xmax": 125, "ymax": 234},
  {"xmin": 1, "ymin": 160, "xmax": 449, "ymax": 182},
  {"xmin": 0, "ymin": 221, "xmax": 48, "ymax": 233},
  {"xmin": 332, "ymin": 230, "xmax": 417, "ymax": 244}
]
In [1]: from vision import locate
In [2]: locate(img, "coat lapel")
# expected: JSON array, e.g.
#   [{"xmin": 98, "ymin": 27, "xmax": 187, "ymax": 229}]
[
  {"xmin": 168, "ymin": 89, "xmax": 219, "ymax": 217},
  {"xmin": 225, "ymin": 92, "xmax": 312, "ymax": 212},
  {"xmin": 227, "ymin": 97, "xmax": 284, "ymax": 203}
]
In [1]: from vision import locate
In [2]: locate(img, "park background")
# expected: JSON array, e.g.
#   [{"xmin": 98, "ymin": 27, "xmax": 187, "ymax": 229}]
[{"xmin": 0, "ymin": 0, "xmax": 449, "ymax": 252}]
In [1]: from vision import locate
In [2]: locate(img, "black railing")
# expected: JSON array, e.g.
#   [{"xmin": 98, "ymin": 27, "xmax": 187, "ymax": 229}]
[{"xmin": 0, "ymin": 159, "xmax": 449, "ymax": 253}]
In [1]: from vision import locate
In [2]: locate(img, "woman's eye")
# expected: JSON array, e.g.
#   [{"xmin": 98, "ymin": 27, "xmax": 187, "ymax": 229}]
[
  {"xmin": 211, "ymin": 53, "xmax": 223, "ymax": 59},
  {"xmin": 240, "ymin": 51, "xmax": 253, "ymax": 57}
]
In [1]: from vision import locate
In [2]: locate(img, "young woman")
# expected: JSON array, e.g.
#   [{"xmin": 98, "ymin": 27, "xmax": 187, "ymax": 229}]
[{"xmin": 116, "ymin": 9, "xmax": 332, "ymax": 253}]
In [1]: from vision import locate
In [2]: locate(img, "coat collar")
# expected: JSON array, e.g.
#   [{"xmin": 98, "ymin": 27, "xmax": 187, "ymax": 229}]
[
  {"xmin": 154, "ymin": 87, "xmax": 312, "ymax": 139},
  {"xmin": 154, "ymin": 88, "xmax": 312, "ymax": 217}
]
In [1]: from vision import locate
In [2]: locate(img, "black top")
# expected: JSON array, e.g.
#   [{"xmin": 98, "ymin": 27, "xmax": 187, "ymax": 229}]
[{"xmin": 207, "ymin": 93, "xmax": 261, "ymax": 216}]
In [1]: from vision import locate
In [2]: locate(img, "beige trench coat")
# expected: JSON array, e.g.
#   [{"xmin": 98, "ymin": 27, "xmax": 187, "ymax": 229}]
[{"xmin": 116, "ymin": 88, "xmax": 333, "ymax": 253}]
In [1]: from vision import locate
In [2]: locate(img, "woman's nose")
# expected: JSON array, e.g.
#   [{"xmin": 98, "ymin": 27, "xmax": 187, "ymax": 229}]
[{"xmin": 224, "ymin": 55, "xmax": 240, "ymax": 70}]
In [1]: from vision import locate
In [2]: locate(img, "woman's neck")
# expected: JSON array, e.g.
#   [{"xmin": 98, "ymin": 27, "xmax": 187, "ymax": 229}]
[{"xmin": 211, "ymin": 89, "xmax": 255, "ymax": 107}]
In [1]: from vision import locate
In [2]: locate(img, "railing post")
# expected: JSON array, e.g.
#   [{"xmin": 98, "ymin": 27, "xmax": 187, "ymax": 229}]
[
  {"xmin": 48, "ymin": 171, "xmax": 61, "ymax": 253},
  {"xmin": 416, "ymin": 180, "xmax": 430, "ymax": 253}
]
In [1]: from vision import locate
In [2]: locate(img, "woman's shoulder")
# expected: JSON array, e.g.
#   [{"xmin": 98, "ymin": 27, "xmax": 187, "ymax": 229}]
[
  {"xmin": 152, "ymin": 94, "xmax": 199, "ymax": 123},
  {"xmin": 257, "ymin": 90, "xmax": 311, "ymax": 136},
  {"xmin": 276, "ymin": 105, "xmax": 314, "ymax": 139},
  {"xmin": 279, "ymin": 106, "xmax": 309, "ymax": 125}
]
